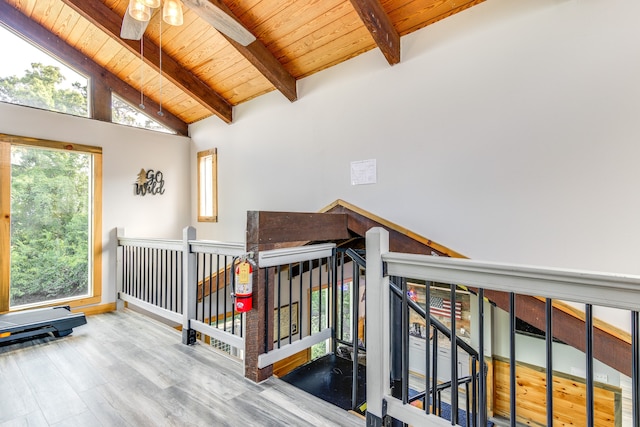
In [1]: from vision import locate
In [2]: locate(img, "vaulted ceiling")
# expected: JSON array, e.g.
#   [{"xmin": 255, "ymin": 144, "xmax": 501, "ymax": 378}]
[{"xmin": 0, "ymin": 0, "xmax": 485, "ymax": 134}]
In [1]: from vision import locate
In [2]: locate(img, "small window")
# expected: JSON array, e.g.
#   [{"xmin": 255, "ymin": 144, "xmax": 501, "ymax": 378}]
[
  {"xmin": 111, "ymin": 94, "xmax": 175, "ymax": 134},
  {"xmin": 197, "ymin": 149, "xmax": 218, "ymax": 222}
]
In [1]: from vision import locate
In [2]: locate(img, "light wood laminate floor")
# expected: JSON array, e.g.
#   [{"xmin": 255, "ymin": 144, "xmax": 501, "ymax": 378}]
[{"xmin": 0, "ymin": 309, "xmax": 365, "ymax": 427}]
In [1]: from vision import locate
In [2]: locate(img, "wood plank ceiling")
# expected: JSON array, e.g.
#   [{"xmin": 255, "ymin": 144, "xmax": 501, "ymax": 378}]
[{"xmin": 0, "ymin": 0, "xmax": 485, "ymax": 134}]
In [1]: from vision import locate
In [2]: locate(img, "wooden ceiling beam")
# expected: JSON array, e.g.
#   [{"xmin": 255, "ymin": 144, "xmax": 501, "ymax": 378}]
[
  {"xmin": 60, "ymin": 0, "xmax": 233, "ymax": 123},
  {"xmin": 202, "ymin": 0, "xmax": 297, "ymax": 102},
  {"xmin": 0, "ymin": 1, "xmax": 188, "ymax": 135},
  {"xmin": 349, "ymin": 0, "xmax": 401, "ymax": 65}
]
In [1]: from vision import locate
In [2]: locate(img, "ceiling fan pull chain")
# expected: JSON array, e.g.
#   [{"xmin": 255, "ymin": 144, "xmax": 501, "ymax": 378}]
[{"xmin": 158, "ymin": 16, "xmax": 164, "ymax": 117}]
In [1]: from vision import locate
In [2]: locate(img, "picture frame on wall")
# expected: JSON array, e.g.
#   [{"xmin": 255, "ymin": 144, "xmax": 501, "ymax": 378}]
[{"xmin": 274, "ymin": 301, "xmax": 298, "ymax": 342}]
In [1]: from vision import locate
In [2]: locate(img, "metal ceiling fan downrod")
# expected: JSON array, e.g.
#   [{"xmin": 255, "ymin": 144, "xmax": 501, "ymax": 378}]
[{"xmin": 127, "ymin": 0, "xmax": 185, "ymax": 114}]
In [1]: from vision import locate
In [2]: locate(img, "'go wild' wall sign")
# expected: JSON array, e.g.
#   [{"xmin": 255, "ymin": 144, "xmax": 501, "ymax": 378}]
[{"xmin": 134, "ymin": 168, "xmax": 165, "ymax": 196}]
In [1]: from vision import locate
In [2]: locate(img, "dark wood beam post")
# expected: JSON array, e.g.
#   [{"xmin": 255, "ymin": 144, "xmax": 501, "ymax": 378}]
[
  {"xmin": 349, "ymin": 0, "xmax": 400, "ymax": 65},
  {"xmin": 243, "ymin": 210, "xmax": 350, "ymax": 382},
  {"xmin": 91, "ymin": 78, "xmax": 112, "ymax": 122},
  {"xmin": 244, "ymin": 211, "xmax": 273, "ymax": 382}
]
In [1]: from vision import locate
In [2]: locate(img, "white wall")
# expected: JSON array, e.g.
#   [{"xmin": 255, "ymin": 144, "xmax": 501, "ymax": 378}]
[
  {"xmin": 0, "ymin": 103, "xmax": 191, "ymax": 305},
  {"xmin": 189, "ymin": 0, "xmax": 640, "ymax": 331}
]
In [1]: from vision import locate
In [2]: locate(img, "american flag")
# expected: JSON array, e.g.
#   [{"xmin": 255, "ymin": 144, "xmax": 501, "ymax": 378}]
[{"xmin": 430, "ymin": 296, "xmax": 461, "ymax": 319}]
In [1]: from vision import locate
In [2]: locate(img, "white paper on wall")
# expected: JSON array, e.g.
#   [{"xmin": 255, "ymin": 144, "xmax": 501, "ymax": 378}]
[{"xmin": 350, "ymin": 159, "xmax": 377, "ymax": 185}]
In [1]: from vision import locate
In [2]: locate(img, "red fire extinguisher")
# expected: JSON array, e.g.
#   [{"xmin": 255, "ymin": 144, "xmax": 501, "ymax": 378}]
[{"xmin": 234, "ymin": 258, "xmax": 254, "ymax": 313}]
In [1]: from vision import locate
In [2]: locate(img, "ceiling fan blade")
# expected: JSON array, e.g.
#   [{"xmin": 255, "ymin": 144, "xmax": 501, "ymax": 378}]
[
  {"xmin": 182, "ymin": 0, "xmax": 256, "ymax": 46},
  {"xmin": 120, "ymin": 7, "xmax": 149, "ymax": 41}
]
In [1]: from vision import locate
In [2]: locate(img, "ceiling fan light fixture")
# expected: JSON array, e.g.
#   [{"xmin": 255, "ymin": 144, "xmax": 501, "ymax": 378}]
[
  {"xmin": 141, "ymin": 0, "xmax": 161, "ymax": 8},
  {"xmin": 128, "ymin": 0, "xmax": 151, "ymax": 22},
  {"xmin": 163, "ymin": 0, "xmax": 184, "ymax": 26}
]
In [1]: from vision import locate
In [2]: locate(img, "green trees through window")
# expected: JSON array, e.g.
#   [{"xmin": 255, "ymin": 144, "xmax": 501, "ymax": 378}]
[
  {"xmin": 0, "ymin": 62, "xmax": 88, "ymax": 117},
  {"xmin": 0, "ymin": 25, "xmax": 174, "ymax": 134},
  {"xmin": 10, "ymin": 146, "xmax": 91, "ymax": 306},
  {"xmin": 112, "ymin": 95, "xmax": 174, "ymax": 134}
]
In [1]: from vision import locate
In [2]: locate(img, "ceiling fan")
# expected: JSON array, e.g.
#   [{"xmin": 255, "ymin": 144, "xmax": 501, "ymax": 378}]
[{"xmin": 120, "ymin": 0, "xmax": 256, "ymax": 46}]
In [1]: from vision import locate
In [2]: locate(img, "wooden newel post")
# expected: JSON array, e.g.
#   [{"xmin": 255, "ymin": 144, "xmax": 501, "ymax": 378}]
[
  {"xmin": 243, "ymin": 262, "xmax": 273, "ymax": 382},
  {"xmin": 242, "ymin": 209, "xmax": 349, "ymax": 382},
  {"xmin": 244, "ymin": 211, "xmax": 274, "ymax": 382}
]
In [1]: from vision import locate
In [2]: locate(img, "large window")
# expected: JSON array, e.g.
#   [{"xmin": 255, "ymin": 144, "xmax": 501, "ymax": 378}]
[
  {"xmin": 0, "ymin": 25, "xmax": 88, "ymax": 117},
  {"xmin": 0, "ymin": 25, "xmax": 176, "ymax": 134},
  {"xmin": 0, "ymin": 134, "xmax": 102, "ymax": 312}
]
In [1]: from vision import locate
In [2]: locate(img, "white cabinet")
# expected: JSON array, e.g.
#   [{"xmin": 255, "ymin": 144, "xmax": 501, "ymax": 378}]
[{"xmin": 409, "ymin": 335, "xmax": 471, "ymax": 382}]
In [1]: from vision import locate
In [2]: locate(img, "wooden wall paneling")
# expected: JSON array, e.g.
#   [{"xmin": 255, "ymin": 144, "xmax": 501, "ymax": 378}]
[
  {"xmin": 65, "ymin": 8, "xmax": 92, "ymax": 44},
  {"xmin": 50, "ymin": 4, "xmax": 82, "ymax": 38},
  {"xmin": 253, "ymin": 0, "xmax": 344, "ymax": 44},
  {"xmin": 493, "ymin": 357, "xmax": 621, "ymax": 426},
  {"xmin": 90, "ymin": 36, "xmax": 125, "ymax": 68},
  {"xmin": 273, "ymin": 348, "xmax": 311, "ymax": 378},
  {"xmin": 31, "ymin": 0, "xmax": 64, "ymax": 27},
  {"xmin": 178, "ymin": 35, "xmax": 231, "ymax": 72},
  {"xmin": 190, "ymin": 42, "xmax": 242, "ymax": 80},
  {"xmin": 484, "ymin": 291, "xmax": 632, "ymax": 378},
  {"xmin": 104, "ymin": 47, "xmax": 136, "ymax": 73},
  {"xmin": 216, "ymin": 61, "xmax": 274, "ymax": 100},
  {"xmin": 160, "ymin": 14, "xmax": 212, "ymax": 59},
  {"xmin": 9, "ymin": 0, "xmax": 37, "ymax": 16},
  {"xmin": 278, "ymin": 18, "xmax": 375, "ymax": 78},
  {"xmin": 74, "ymin": 20, "xmax": 110, "ymax": 54},
  {"xmin": 385, "ymin": 0, "xmax": 485, "ymax": 35},
  {"xmin": 231, "ymin": 0, "xmax": 292, "ymax": 32},
  {"xmin": 177, "ymin": 101, "xmax": 214, "ymax": 124},
  {"xmin": 221, "ymin": 73, "xmax": 274, "ymax": 105},
  {"xmin": 265, "ymin": 1, "xmax": 354, "ymax": 55}
]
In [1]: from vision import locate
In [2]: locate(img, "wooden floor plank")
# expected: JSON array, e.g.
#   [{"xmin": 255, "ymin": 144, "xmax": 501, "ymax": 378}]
[
  {"xmin": 2, "ymin": 409, "xmax": 49, "ymax": 427},
  {"xmin": 0, "ymin": 309, "xmax": 364, "ymax": 426},
  {"xmin": 0, "ymin": 352, "xmax": 40, "ymax": 423},
  {"xmin": 11, "ymin": 344, "xmax": 89, "ymax": 425},
  {"xmin": 258, "ymin": 380, "xmax": 364, "ymax": 427}
]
